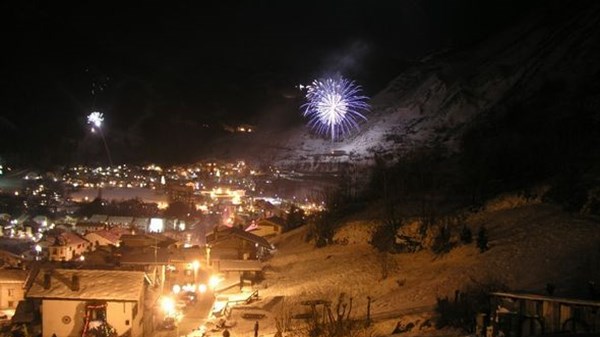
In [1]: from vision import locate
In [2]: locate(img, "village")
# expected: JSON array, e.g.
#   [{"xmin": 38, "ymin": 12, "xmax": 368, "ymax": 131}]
[
  {"xmin": 1, "ymin": 176, "xmax": 599, "ymax": 337},
  {"xmin": 0, "ymin": 159, "xmax": 317, "ymax": 337}
]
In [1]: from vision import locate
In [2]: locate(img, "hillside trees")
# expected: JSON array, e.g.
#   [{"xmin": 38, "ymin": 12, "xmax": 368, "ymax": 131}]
[{"xmin": 285, "ymin": 204, "xmax": 305, "ymax": 231}]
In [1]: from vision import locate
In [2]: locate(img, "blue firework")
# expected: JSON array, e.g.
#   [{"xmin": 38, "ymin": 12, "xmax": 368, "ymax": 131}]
[{"xmin": 302, "ymin": 76, "xmax": 370, "ymax": 141}]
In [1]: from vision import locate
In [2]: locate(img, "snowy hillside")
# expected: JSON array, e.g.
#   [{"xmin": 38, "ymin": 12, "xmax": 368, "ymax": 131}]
[
  {"xmin": 252, "ymin": 2, "xmax": 600, "ymax": 171},
  {"xmin": 222, "ymin": 202, "xmax": 600, "ymax": 337}
]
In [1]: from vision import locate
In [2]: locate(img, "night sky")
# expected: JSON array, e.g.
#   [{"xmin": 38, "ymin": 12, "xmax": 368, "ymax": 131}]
[{"xmin": 1, "ymin": 0, "xmax": 532, "ymax": 167}]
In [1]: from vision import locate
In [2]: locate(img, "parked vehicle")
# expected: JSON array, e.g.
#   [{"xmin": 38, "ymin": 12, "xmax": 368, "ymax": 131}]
[
  {"xmin": 180, "ymin": 291, "xmax": 197, "ymax": 305},
  {"xmin": 159, "ymin": 317, "xmax": 176, "ymax": 331}
]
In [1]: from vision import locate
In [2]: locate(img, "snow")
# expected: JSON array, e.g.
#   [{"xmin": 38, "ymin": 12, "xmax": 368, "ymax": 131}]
[
  {"xmin": 27, "ymin": 269, "xmax": 145, "ymax": 302},
  {"xmin": 216, "ymin": 202, "xmax": 600, "ymax": 336},
  {"xmin": 208, "ymin": 2, "xmax": 600, "ymax": 176},
  {"xmin": 71, "ymin": 187, "xmax": 168, "ymax": 204}
]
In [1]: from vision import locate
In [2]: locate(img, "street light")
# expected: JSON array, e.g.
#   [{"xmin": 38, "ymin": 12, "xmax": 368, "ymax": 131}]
[
  {"xmin": 160, "ymin": 296, "xmax": 181, "ymax": 337},
  {"xmin": 192, "ymin": 260, "xmax": 200, "ymax": 285},
  {"xmin": 160, "ymin": 296, "xmax": 175, "ymax": 316},
  {"xmin": 209, "ymin": 275, "xmax": 222, "ymax": 290},
  {"xmin": 34, "ymin": 244, "xmax": 42, "ymax": 261}
]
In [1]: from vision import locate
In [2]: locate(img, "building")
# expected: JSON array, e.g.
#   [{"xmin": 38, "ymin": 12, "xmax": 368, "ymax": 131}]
[
  {"xmin": 0, "ymin": 269, "xmax": 27, "ymax": 310},
  {"xmin": 207, "ymin": 226, "xmax": 272, "ymax": 261},
  {"xmin": 74, "ymin": 222, "xmax": 106, "ymax": 235},
  {"xmin": 250, "ymin": 216, "xmax": 285, "ymax": 238},
  {"xmin": 106, "ymin": 216, "xmax": 133, "ymax": 229},
  {"xmin": 131, "ymin": 218, "xmax": 149, "ymax": 232},
  {"xmin": 26, "ymin": 269, "xmax": 146, "ymax": 337},
  {"xmin": 84, "ymin": 230, "xmax": 121, "ymax": 248},
  {"xmin": 120, "ymin": 233, "xmax": 177, "ymax": 249},
  {"xmin": 488, "ymin": 291, "xmax": 600, "ymax": 336},
  {"xmin": 48, "ymin": 232, "xmax": 91, "ymax": 261},
  {"xmin": 87, "ymin": 214, "xmax": 109, "ymax": 224}
]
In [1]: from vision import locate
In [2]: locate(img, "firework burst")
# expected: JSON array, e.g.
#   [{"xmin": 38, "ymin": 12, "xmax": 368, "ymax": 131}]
[
  {"xmin": 301, "ymin": 76, "xmax": 370, "ymax": 142},
  {"xmin": 86, "ymin": 111, "xmax": 113, "ymax": 166},
  {"xmin": 87, "ymin": 111, "xmax": 104, "ymax": 130}
]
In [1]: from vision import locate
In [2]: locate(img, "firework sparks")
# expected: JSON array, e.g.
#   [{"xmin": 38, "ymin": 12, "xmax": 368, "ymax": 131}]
[
  {"xmin": 87, "ymin": 111, "xmax": 104, "ymax": 129},
  {"xmin": 86, "ymin": 111, "xmax": 113, "ymax": 166},
  {"xmin": 301, "ymin": 76, "xmax": 370, "ymax": 141}
]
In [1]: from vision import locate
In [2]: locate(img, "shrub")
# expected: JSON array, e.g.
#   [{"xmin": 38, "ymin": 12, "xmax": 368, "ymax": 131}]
[
  {"xmin": 370, "ymin": 219, "xmax": 400, "ymax": 253},
  {"xmin": 477, "ymin": 226, "xmax": 489, "ymax": 253},
  {"xmin": 460, "ymin": 224, "xmax": 473, "ymax": 244},
  {"xmin": 432, "ymin": 224, "xmax": 453, "ymax": 255},
  {"xmin": 435, "ymin": 281, "xmax": 508, "ymax": 332}
]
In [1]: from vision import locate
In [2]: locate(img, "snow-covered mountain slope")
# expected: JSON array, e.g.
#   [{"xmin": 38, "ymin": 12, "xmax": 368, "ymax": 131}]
[
  {"xmin": 219, "ymin": 202, "xmax": 600, "ymax": 337},
  {"xmin": 257, "ymin": 2, "xmax": 600, "ymax": 171}
]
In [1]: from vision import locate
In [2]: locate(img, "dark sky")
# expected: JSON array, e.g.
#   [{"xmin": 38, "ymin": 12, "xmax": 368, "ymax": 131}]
[{"xmin": 0, "ymin": 0, "xmax": 533, "ymax": 167}]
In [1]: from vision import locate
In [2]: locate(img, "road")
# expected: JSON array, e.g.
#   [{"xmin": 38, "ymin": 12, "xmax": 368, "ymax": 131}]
[{"xmin": 154, "ymin": 293, "xmax": 214, "ymax": 337}]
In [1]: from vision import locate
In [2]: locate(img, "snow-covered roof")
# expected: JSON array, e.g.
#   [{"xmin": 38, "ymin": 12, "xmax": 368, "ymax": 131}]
[
  {"xmin": 131, "ymin": 218, "xmax": 149, "ymax": 226},
  {"xmin": 258, "ymin": 216, "xmax": 285, "ymax": 227},
  {"xmin": 87, "ymin": 214, "xmax": 108, "ymax": 223},
  {"xmin": 0, "ymin": 269, "xmax": 28, "ymax": 283},
  {"xmin": 107, "ymin": 216, "xmax": 133, "ymax": 225},
  {"xmin": 85, "ymin": 230, "xmax": 120, "ymax": 244},
  {"xmin": 211, "ymin": 227, "xmax": 272, "ymax": 249},
  {"xmin": 54, "ymin": 232, "xmax": 89, "ymax": 246},
  {"xmin": 216, "ymin": 259, "xmax": 262, "ymax": 272},
  {"xmin": 27, "ymin": 269, "xmax": 145, "ymax": 301},
  {"xmin": 491, "ymin": 292, "xmax": 600, "ymax": 307}
]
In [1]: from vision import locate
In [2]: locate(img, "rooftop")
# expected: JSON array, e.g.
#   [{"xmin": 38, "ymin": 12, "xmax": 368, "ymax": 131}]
[{"xmin": 27, "ymin": 269, "xmax": 145, "ymax": 301}]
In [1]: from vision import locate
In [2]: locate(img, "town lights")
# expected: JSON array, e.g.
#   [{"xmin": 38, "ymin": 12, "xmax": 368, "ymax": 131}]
[
  {"xmin": 209, "ymin": 275, "xmax": 222, "ymax": 289},
  {"xmin": 172, "ymin": 284, "xmax": 181, "ymax": 294},
  {"xmin": 160, "ymin": 296, "xmax": 176, "ymax": 316},
  {"xmin": 35, "ymin": 244, "xmax": 42, "ymax": 260},
  {"xmin": 192, "ymin": 260, "xmax": 200, "ymax": 284},
  {"xmin": 198, "ymin": 284, "xmax": 207, "ymax": 294}
]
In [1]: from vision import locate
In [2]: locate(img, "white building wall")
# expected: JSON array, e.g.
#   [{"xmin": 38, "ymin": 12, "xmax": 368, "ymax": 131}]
[
  {"xmin": 106, "ymin": 301, "xmax": 141, "ymax": 337},
  {"xmin": 42, "ymin": 300, "xmax": 84, "ymax": 337},
  {"xmin": 0, "ymin": 283, "xmax": 24, "ymax": 309},
  {"xmin": 42, "ymin": 300, "xmax": 139, "ymax": 337}
]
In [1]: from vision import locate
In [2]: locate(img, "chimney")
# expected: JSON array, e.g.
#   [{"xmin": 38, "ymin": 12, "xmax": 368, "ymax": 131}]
[
  {"xmin": 71, "ymin": 274, "xmax": 80, "ymax": 291},
  {"xmin": 43, "ymin": 272, "xmax": 51, "ymax": 289}
]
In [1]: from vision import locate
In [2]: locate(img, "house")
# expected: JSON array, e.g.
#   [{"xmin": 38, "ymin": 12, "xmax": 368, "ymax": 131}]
[
  {"xmin": 131, "ymin": 218, "xmax": 149, "ymax": 232},
  {"xmin": 120, "ymin": 246, "xmax": 207, "ymax": 293},
  {"xmin": 0, "ymin": 238, "xmax": 35, "ymax": 266},
  {"xmin": 106, "ymin": 216, "xmax": 133, "ymax": 229},
  {"xmin": 48, "ymin": 232, "xmax": 91, "ymax": 261},
  {"xmin": 87, "ymin": 214, "xmax": 108, "ymax": 224},
  {"xmin": 207, "ymin": 226, "xmax": 272, "ymax": 261},
  {"xmin": 249, "ymin": 216, "xmax": 285, "ymax": 238},
  {"xmin": 74, "ymin": 222, "xmax": 106, "ymax": 235},
  {"xmin": 0, "ymin": 269, "xmax": 27, "ymax": 311},
  {"xmin": 26, "ymin": 269, "xmax": 146, "ymax": 337},
  {"xmin": 487, "ymin": 291, "xmax": 600, "ymax": 336},
  {"xmin": 120, "ymin": 233, "xmax": 177, "ymax": 249},
  {"xmin": 84, "ymin": 230, "xmax": 121, "ymax": 248}
]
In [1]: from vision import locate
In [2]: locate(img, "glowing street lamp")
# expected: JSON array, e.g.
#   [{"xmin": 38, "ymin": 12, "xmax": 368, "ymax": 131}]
[
  {"xmin": 192, "ymin": 260, "xmax": 200, "ymax": 285},
  {"xmin": 160, "ymin": 296, "xmax": 179, "ymax": 337},
  {"xmin": 209, "ymin": 275, "xmax": 222, "ymax": 290},
  {"xmin": 160, "ymin": 296, "xmax": 175, "ymax": 316},
  {"xmin": 34, "ymin": 244, "xmax": 42, "ymax": 261}
]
